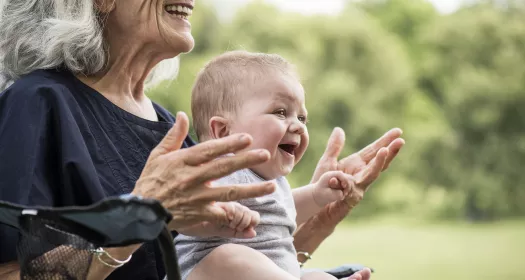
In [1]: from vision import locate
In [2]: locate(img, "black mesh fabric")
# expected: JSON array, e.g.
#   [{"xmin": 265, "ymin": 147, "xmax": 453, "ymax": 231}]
[
  {"xmin": 17, "ymin": 215, "xmax": 95, "ymax": 280},
  {"xmin": 0, "ymin": 197, "xmax": 181, "ymax": 280}
]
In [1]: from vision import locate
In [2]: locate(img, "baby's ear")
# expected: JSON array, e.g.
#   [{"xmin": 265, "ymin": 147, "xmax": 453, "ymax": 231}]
[{"xmin": 209, "ymin": 116, "xmax": 230, "ymax": 139}]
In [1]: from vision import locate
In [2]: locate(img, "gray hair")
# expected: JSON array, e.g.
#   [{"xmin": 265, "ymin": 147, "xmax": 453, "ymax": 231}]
[{"xmin": 0, "ymin": 0, "xmax": 179, "ymax": 91}]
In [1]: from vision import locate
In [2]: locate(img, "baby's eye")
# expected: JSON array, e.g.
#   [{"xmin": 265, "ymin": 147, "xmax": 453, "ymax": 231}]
[
  {"xmin": 274, "ymin": 109, "xmax": 286, "ymax": 117},
  {"xmin": 298, "ymin": 116, "xmax": 308, "ymax": 124}
]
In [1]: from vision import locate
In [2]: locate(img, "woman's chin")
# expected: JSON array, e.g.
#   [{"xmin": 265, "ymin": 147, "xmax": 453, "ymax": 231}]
[
  {"xmin": 160, "ymin": 33, "xmax": 194, "ymax": 55},
  {"xmin": 159, "ymin": 20, "xmax": 194, "ymax": 53},
  {"xmin": 177, "ymin": 34, "xmax": 195, "ymax": 53}
]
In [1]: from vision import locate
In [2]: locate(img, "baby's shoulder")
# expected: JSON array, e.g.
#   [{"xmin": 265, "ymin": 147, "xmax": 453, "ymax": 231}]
[{"xmin": 212, "ymin": 169, "xmax": 260, "ymax": 186}]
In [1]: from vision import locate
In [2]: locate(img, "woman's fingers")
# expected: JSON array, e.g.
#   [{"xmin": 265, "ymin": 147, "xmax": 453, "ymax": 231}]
[
  {"xmin": 358, "ymin": 128, "xmax": 403, "ymax": 163},
  {"xmin": 357, "ymin": 147, "xmax": 388, "ymax": 191},
  {"xmin": 151, "ymin": 112, "xmax": 190, "ymax": 157},
  {"xmin": 193, "ymin": 149, "xmax": 270, "ymax": 185},
  {"xmin": 382, "ymin": 138, "xmax": 405, "ymax": 171},
  {"xmin": 193, "ymin": 181, "xmax": 276, "ymax": 204},
  {"xmin": 322, "ymin": 127, "xmax": 346, "ymax": 159},
  {"xmin": 202, "ymin": 203, "xmax": 230, "ymax": 227},
  {"xmin": 182, "ymin": 133, "xmax": 254, "ymax": 166}
]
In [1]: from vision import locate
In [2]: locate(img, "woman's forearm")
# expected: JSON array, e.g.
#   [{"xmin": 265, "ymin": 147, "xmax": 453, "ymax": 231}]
[
  {"xmin": 293, "ymin": 215, "xmax": 336, "ymax": 264},
  {"xmin": 0, "ymin": 262, "xmax": 20, "ymax": 280},
  {"xmin": 0, "ymin": 244, "xmax": 142, "ymax": 280},
  {"xmin": 86, "ymin": 244, "xmax": 142, "ymax": 280},
  {"xmin": 293, "ymin": 200, "xmax": 352, "ymax": 264}
]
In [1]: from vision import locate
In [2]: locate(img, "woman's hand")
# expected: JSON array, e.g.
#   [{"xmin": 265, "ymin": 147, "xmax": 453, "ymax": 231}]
[
  {"xmin": 132, "ymin": 112, "xmax": 276, "ymax": 234},
  {"xmin": 310, "ymin": 127, "xmax": 405, "ymax": 225},
  {"xmin": 293, "ymin": 127, "xmax": 404, "ymax": 264}
]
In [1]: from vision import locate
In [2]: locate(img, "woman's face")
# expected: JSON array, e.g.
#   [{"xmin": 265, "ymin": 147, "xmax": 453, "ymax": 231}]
[{"xmin": 105, "ymin": 0, "xmax": 195, "ymax": 57}]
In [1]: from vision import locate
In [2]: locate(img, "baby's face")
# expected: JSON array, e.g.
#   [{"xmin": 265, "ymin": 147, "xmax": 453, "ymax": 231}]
[{"xmin": 229, "ymin": 72, "xmax": 309, "ymax": 180}]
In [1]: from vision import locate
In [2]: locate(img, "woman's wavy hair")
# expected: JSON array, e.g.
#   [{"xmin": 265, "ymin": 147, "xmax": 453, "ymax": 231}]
[{"xmin": 0, "ymin": 0, "xmax": 179, "ymax": 91}]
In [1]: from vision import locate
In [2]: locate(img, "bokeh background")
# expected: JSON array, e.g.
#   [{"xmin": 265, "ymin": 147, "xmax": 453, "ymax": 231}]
[{"xmin": 148, "ymin": 0, "xmax": 525, "ymax": 279}]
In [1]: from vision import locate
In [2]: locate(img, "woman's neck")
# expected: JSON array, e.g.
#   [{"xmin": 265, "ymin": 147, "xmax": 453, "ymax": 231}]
[{"xmin": 77, "ymin": 39, "xmax": 176, "ymax": 121}]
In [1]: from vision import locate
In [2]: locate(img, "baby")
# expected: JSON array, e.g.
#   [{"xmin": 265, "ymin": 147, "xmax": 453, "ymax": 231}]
[{"xmin": 175, "ymin": 51, "xmax": 357, "ymax": 280}]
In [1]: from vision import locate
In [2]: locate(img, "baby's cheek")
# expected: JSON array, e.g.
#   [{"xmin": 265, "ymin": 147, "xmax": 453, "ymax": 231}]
[
  {"xmin": 259, "ymin": 127, "xmax": 284, "ymax": 151},
  {"xmin": 295, "ymin": 136, "xmax": 309, "ymax": 163}
]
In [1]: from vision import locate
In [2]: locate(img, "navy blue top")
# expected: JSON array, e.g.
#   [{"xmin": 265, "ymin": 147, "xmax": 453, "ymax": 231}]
[{"xmin": 0, "ymin": 68, "xmax": 195, "ymax": 279}]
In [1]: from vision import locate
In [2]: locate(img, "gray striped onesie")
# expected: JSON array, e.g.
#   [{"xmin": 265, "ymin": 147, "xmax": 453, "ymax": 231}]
[{"xmin": 173, "ymin": 168, "xmax": 300, "ymax": 279}]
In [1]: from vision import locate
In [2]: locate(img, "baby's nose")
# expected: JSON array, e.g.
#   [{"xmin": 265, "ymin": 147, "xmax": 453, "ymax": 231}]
[{"xmin": 289, "ymin": 120, "xmax": 306, "ymax": 134}]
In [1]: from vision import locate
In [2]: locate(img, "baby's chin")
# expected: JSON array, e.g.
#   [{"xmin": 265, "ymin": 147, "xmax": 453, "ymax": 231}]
[
  {"xmin": 253, "ymin": 165, "xmax": 294, "ymax": 180},
  {"xmin": 269, "ymin": 166, "xmax": 295, "ymax": 179}
]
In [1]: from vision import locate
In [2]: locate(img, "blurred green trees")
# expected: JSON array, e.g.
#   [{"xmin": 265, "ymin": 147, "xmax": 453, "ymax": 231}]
[{"xmin": 149, "ymin": 0, "xmax": 525, "ymax": 221}]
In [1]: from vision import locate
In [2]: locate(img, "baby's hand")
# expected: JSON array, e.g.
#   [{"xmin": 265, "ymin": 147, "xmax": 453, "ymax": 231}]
[
  {"xmin": 217, "ymin": 201, "xmax": 260, "ymax": 237},
  {"xmin": 313, "ymin": 171, "xmax": 356, "ymax": 207},
  {"xmin": 178, "ymin": 202, "xmax": 260, "ymax": 239}
]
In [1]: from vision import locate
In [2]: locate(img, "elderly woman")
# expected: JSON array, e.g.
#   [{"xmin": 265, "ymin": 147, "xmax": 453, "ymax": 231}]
[{"xmin": 0, "ymin": 0, "xmax": 404, "ymax": 280}]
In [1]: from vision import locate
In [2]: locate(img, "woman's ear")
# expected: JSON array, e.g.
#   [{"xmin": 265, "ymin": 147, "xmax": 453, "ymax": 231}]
[
  {"xmin": 95, "ymin": 0, "xmax": 116, "ymax": 13},
  {"xmin": 209, "ymin": 116, "xmax": 230, "ymax": 139}
]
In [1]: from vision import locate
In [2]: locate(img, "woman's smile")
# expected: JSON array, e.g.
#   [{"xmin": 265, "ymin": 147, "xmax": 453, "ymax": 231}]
[{"xmin": 164, "ymin": 1, "xmax": 194, "ymax": 28}]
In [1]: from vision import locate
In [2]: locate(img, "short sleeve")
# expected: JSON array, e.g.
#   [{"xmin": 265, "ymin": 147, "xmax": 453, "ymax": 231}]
[{"xmin": 0, "ymin": 84, "xmax": 59, "ymax": 262}]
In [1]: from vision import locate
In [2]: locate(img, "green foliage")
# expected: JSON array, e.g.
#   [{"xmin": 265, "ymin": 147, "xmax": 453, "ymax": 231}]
[{"xmin": 148, "ymin": 0, "xmax": 525, "ymax": 221}]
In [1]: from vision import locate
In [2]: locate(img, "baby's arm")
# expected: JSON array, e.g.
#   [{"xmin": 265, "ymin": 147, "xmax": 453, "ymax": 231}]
[{"xmin": 293, "ymin": 171, "xmax": 355, "ymax": 225}]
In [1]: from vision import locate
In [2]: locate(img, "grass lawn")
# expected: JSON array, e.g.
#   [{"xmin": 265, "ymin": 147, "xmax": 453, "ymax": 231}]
[{"xmin": 303, "ymin": 219, "xmax": 525, "ymax": 280}]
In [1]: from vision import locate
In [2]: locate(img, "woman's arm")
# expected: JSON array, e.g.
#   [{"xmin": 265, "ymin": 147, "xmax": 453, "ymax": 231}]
[
  {"xmin": 0, "ymin": 262, "xmax": 19, "ymax": 280},
  {"xmin": 293, "ymin": 199, "xmax": 350, "ymax": 264},
  {"xmin": 0, "ymin": 245, "xmax": 140, "ymax": 280},
  {"xmin": 86, "ymin": 245, "xmax": 141, "ymax": 280}
]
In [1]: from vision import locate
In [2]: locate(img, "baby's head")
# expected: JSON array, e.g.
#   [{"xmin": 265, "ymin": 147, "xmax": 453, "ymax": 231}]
[{"xmin": 191, "ymin": 50, "xmax": 309, "ymax": 180}]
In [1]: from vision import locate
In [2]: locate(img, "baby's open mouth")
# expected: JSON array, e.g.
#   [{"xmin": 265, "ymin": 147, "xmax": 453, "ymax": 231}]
[
  {"xmin": 165, "ymin": 4, "xmax": 193, "ymax": 20},
  {"xmin": 278, "ymin": 144, "xmax": 297, "ymax": 156}
]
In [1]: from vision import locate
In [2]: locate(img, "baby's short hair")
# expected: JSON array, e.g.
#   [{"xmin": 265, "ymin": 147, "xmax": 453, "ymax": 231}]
[{"xmin": 191, "ymin": 50, "xmax": 298, "ymax": 141}]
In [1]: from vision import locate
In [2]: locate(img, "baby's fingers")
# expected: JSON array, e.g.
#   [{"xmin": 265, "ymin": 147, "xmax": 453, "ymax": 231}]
[
  {"xmin": 329, "ymin": 177, "xmax": 340, "ymax": 189},
  {"xmin": 215, "ymin": 202, "xmax": 243, "ymax": 229},
  {"xmin": 234, "ymin": 227, "xmax": 257, "ymax": 239},
  {"xmin": 325, "ymin": 172, "xmax": 353, "ymax": 189},
  {"xmin": 235, "ymin": 204, "xmax": 259, "ymax": 231},
  {"xmin": 229, "ymin": 203, "xmax": 244, "ymax": 229},
  {"xmin": 238, "ymin": 209, "xmax": 253, "ymax": 231},
  {"xmin": 249, "ymin": 209, "xmax": 260, "ymax": 228}
]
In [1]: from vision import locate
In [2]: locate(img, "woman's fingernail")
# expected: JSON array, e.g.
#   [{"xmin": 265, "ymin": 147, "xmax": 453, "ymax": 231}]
[
  {"xmin": 239, "ymin": 134, "xmax": 249, "ymax": 142},
  {"xmin": 252, "ymin": 149, "xmax": 268, "ymax": 158},
  {"xmin": 265, "ymin": 182, "xmax": 276, "ymax": 192}
]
